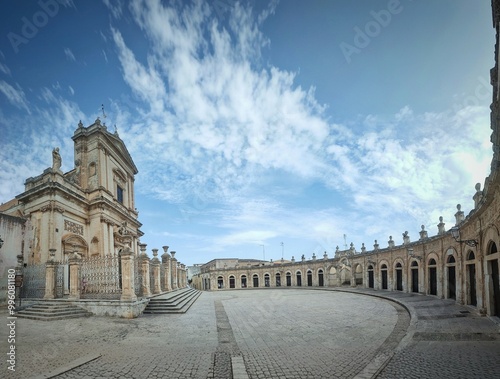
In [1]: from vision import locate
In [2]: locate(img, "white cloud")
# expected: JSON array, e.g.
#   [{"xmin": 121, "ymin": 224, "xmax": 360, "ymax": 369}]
[
  {"xmin": 0, "ymin": 80, "xmax": 30, "ymax": 114},
  {"xmin": 0, "ymin": 61, "xmax": 10, "ymax": 75},
  {"xmin": 102, "ymin": 0, "xmax": 123, "ymax": 19},
  {"xmin": 64, "ymin": 47, "xmax": 76, "ymax": 62},
  {"xmin": 105, "ymin": 0, "xmax": 492, "ymax": 255}
]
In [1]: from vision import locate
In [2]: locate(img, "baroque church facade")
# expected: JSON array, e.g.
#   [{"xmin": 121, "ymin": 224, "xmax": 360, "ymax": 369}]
[{"xmin": 1, "ymin": 118, "xmax": 143, "ymax": 265}]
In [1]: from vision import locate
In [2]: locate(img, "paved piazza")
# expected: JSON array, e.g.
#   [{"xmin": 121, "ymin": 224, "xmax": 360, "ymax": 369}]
[{"xmin": 1, "ymin": 288, "xmax": 499, "ymax": 378}]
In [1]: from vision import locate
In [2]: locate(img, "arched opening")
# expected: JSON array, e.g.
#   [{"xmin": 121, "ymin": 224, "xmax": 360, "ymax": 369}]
[
  {"xmin": 447, "ymin": 255, "xmax": 456, "ymax": 300},
  {"xmin": 264, "ymin": 273, "xmax": 270, "ymax": 287},
  {"xmin": 340, "ymin": 261, "xmax": 351, "ymax": 285},
  {"xmin": 354, "ymin": 264, "xmax": 363, "ymax": 285},
  {"xmin": 329, "ymin": 267, "xmax": 337, "ymax": 286},
  {"xmin": 411, "ymin": 261, "xmax": 419, "ymax": 293},
  {"xmin": 395, "ymin": 262, "xmax": 403, "ymax": 291},
  {"xmin": 276, "ymin": 272, "xmax": 281, "ymax": 287},
  {"xmin": 217, "ymin": 276, "xmax": 224, "ymax": 289},
  {"xmin": 241, "ymin": 275, "xmax": 247, "ymax": 288},
  {"xmin": 318, "ymin": 269, "xmax": 324, "ymax": 287},
  {"xmin": 428, "ymin": 258, "xmax": 437, "ymax": 296},
  {"xmin": 466, "ymin": 251, "xmax": 477, "ymax": 306},
  {"xmin": 381, "ymin": 264, "xmax": 388, "ymax": 290},
  {"xmin": 487, "ymin": 241, "xmax": 500, "ymax": 316},
  {"xmin": 229, "ymin": 275, "xmax": 235, "ymax": 289},
  {"xmin": 307, "ymin": 270, "xmax": 313, "ymax": 286},
  {"xmin": 368, "ymin": 265, "xmax": 374, "ymax": 289},
  {"xmin": 253, "ymin": 274, "xmax": 259, "ymax": 288},
  {"xmin": 286, "ymin": 272, "xmax": 292, "ymax": 287},
  {"xmin": 296, "ymin": 271, "xmax": 302, "ymax": 287}
]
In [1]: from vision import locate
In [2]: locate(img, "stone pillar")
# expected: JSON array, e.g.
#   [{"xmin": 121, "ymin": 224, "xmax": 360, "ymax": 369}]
[
  {"xmin": 171, "ymin": 251, "xmax": 178, "ymax": 290},
  {"xmin": 181, "ymin": 264, "xmax": 187, "ymax": 287},
  {"xmin": 44, "ymin": 249, "xmax": 57, "ymax": 299},
  {"xmin": 161, "ymin": 246, "xmax": 172, "ymax": 291},
  {"xmin": 151, "ymin": 249, "xmax": 161, "ymax": 294},
  {"xmin": 119, "ymin": 246, "xmax": 137, "ymax": 302},
  {"xmin": 139, "ymin": 244, "xmax": 151, "ymax": 297},
  {"xmin": 68, "ymin": 253, "xmax": 81, "ymax": 300}
]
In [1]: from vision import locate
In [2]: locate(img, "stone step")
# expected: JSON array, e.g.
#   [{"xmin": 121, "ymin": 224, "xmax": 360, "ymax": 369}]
[
  {"xmin": 143, "ymin": 289, "xmax": 201, "ymax": 314},
  {"xmin": 15, "ymin": 303, "xmax": 92, "ymax": 321},
  {"xmin": 147, "ymin": 290, "xmax": 197, "ymax": 307}
]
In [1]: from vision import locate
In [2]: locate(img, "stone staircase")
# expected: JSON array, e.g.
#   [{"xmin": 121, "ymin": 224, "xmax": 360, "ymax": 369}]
[
  {"xmin": 16, "ymin": 302, "xmax": 93, "ymax": 321},
  {"xmin": 143, "ymin": 287, "xmax": 201, "ymax": 314}
]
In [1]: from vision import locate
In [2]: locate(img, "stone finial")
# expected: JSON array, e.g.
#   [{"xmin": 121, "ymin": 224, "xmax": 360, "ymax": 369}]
[
  {"xmin": 301, "ymin": 254, "xmax": 305, "ymax": 262},
  {"xmin": 95, "ymin": 117, "xmax": 101, "ymax": 125},
  {"xmin": 139, "ymin": 243, "xmax": 147, "ymax": 256},
  {"xmin": 152, "ymin": 248, "xmax": 158, "ymax": 258},
  {"xmin": 78, "ymin": 120, "xmax": 84, "ymax": 129},
  {"xmin": 454, "ymin": 204, "xmax": 464, "ymax": 225},
  {"xmin": 162, "ymin": 246, "xmax": 169, "ymax": 253},
  {"xmin": 388, "ymin": 236, "xmax": 395, "ymax": 249},
  {"xmin": 291, "ymin": 256, "xmax": 295, "ymax": 263},
  {"xmin": 402, "ymin": 231, "xmax": 410, "ymax": 245},
  {"xmin": 312, "ymin": 253, "xmax": 316, "ymax": 261},
  {"xmin": 437, "ymin": 216, "xmax": 446, "ymax": 235},
  {"xmin": 419, "ymin": 225, "xmax": 428, "ymax": 240},
  {"xmin": 323, "ymin": 251, "xmax": 328, "ymax": 260},
  {"xmin": 361, "ymin": 243, "xmax": 366, "ymax": 253},
  {"xmin": 171, "ymin": 251, "xmax": 176, "ymax": 258},
  {"xmin": 473, "ymin": 183, "xmax": 483, "ymax": 209},
  {"xmin": 349, "ymin": 242, "xmax": 355, "ymax": 254},
  {"xmin": 374, "ymin": 240, "xmax": 379, "ymax": 250}
]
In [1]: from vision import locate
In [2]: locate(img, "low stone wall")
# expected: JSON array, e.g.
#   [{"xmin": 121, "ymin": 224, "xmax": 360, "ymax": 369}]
[
  {"xmin": 74, "ymin": 298, "xmax": 149, "ymax": 318},
  {"xmin": 15, "ymin": 298, "xmax": 150, "ymax": 318}
]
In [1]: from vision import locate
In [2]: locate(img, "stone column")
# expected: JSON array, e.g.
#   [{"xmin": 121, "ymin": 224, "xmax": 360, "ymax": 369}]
[
  {"xmin": 68, "ymin": 253, "xmax": 81, "ymax": 300},
  {"xmin": 151, "ymin": 249, "xmax": 161, "ymax": 294},
  {"xmin": 139, "ymin": 244, "xmax": 151, "ymax": 297},
  {"xmin": 171, "ymin": 251, "xmax": 178, "ymax": 290},
  {"xmin": 161, "ymin": 246, "xmax": 172, "ymax": 291},
  {"xmin": 119, "ymin": 246, "xmax": 137, "ymax": 302},
  {"xmin": 44, "ymin": 249, "xmax": 57, "ymax": 299},
  {"xmin": 181, "ymin": 264, "xmax": 187, "ymax": 287}
]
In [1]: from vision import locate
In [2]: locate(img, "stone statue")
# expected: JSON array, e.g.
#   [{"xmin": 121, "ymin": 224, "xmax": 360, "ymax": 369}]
[{"xmin": 52, "ymin": 147, "xmax": 62, "ymax": 171}]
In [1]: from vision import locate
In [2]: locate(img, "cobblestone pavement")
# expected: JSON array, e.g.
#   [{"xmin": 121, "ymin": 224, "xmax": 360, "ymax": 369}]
[
  {"xmin": 1, "ymin": 288, "xmax": 499, "ymax": 378},
  {"xmin": 333, "ymin": 288, "xmax": 500, "ymax": 379}
]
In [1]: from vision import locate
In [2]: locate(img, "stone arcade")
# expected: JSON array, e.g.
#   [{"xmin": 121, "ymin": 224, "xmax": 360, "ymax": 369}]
[{"xmin": 191, "ymin": 1, "xmax": 500, "ymax": 319}]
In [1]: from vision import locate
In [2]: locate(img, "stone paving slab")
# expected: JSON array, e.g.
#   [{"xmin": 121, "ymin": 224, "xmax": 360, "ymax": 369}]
[{"xmin": 1, "ymin": 287, "xmax": 499, "ymax": 378}]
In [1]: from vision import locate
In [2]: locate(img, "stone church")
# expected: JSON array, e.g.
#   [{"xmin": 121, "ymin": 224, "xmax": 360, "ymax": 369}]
[{"xmin": 1, "ymin": 118, "xmax": 143, "ymax": 265}]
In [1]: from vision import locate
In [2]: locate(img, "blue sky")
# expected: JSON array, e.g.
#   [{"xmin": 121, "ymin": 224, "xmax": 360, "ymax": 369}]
[{"xmin": 0, "ymin": 0, "xmax": 494, "ymax": 265}]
